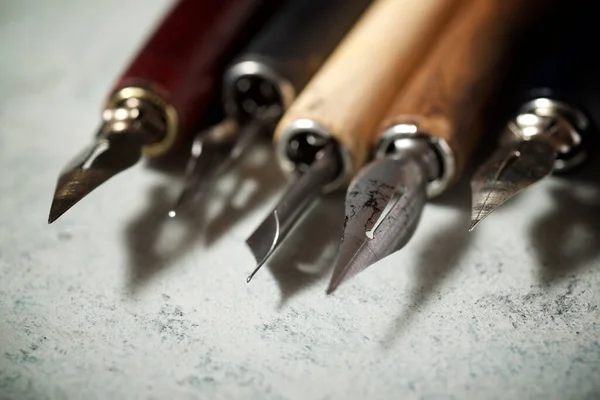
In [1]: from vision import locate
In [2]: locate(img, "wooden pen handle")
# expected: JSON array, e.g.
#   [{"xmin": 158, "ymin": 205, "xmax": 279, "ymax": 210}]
[
  {"xmin": 274, "ymin": 0, "xmax": 459, "ymax": 184},
  {"xmin": 379, "ymin": 0, "xmax": 535, "ymax": 182}
]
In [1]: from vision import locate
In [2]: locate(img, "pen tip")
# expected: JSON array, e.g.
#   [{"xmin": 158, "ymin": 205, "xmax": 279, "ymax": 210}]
[
  {"xmin": 48, "ymin": 201, "xmax": 68, "ymax": 224},
  {"xmin": 246, "ymin": 262, "xmax": 263, "ymax": 284},
  {"xmin": 48, "ymin": 133, "xmax": 143, "ymax": 224},
  {"xmin": 468, "ymin": 220, "xmax": 478, "ymax": 232},
  {"xmin": 48, "ymin": 187, "xmax": 87, "ymax": 224}
]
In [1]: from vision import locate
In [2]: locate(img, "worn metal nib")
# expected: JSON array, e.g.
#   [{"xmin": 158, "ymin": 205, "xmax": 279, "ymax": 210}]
[
  {"xmin": 245, "ymin": 144, "xmax": 339, "ymax": 282},
  {"xmin": 48, "ymin": 133, "xmax": 144, "ymax": 223},
  {"xmin": 469, "ymin": 139, "xmax": 556, "ymax": 231},
  {"xmin": 326, "ymin": 154, "xmax": 429, "ymax": 294}
]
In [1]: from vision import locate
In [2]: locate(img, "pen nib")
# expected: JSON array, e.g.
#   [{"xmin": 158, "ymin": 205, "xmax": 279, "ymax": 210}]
[
  {"xmin": 48, "ymin": 133, "xmax": 143, "ymax": 223},
  {"xmin": 246, "ymin": 210, "xmax": 280, "ymax": 282},
  {"xmin": 245, "ymin": 143, "xmax": 339, "ymax": 282},
  {"xmin": 169, "ymin": 120, "xmax": 238, "ymax": 217},
  {"xmin": 327, "ymin": 155, "xmax": 428, "ymax": 294},
  {"xmin": 469, "ymin": 139, "xmax": 556, "ymax": 231},
  {"xmin": 169, "ymin": 118, "xmax": 268, "ymax": 217}
]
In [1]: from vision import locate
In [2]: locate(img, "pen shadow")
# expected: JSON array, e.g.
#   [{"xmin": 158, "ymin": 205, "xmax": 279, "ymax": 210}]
[
  {"xmin": 377, "ymin": 4, "xmax": 566, "ymax": 345},
  {"xmin": 261, "ymin": 193, "xmax": 345, "ymax": 309},
  {"xmin": 529, "ymin": 156, "xmax": 600, "ymax": 286},
  {"xmin": 123, "ymin": 183, "xmax": 209, "ymax": 290},
  {"xmin": 381, "ymin": 176, "xmax": 473, "ymax": 347},
  {"xmin": 123, "ymin": 142, "xmax": 286, "ymax": 290},
  {"xmin": 203, "ymin": 141, "xmax": 286, "ymax": 246},
  {"xmin": 121, "ymin": 107, "xmax": 223, "ymax": 289}
]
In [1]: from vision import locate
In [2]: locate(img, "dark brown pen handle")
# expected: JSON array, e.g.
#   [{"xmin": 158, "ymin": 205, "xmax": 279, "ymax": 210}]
[
  {"xmin": 111, "ymin": 0, "xmax": 275, "ymax": 155},
  {"xmin": 380, "ymin": 0, "xmax": 536, "ymax": 179}
]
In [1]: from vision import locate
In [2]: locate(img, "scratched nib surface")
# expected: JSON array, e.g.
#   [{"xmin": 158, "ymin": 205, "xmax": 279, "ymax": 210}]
[
  {"xmin": 469, "ymin": 139, "xmax": 556, "ymax": 231},
  {"xmin": 327, "ymin": 156, "xmax": 428, "ymax": 293}
]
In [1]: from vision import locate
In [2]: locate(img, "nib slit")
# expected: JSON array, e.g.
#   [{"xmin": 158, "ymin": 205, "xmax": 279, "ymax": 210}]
[{"xmin": 327, "ymin": 155, "xmax": 429, "ymax": 293}]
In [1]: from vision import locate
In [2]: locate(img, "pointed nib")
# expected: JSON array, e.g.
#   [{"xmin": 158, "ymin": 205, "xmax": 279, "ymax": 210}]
[
  {"xmin": 327, "ymin": 154, "xmax": 429, "ymax": 292},
  {"xmin": 327, "ymin": 233, "xmax": 382, "ymax": 294},
  {"xmin": 168, "ymin": 134, "xmax": 218, "ymax": 218},
  {"xmin": 468, "ymin": 219, "xmax": 480, "ymax": 232},
  {"xmin": 245, "ymin": 211, "xmax": 280, "ymax": 282},
  {"xmin": 244, "ymin": 143, "xmax": 339, "ymax": 283},
  {"xmin": 470, "ymin": 140, "xmax": 556, "ymax": 231},
  {"xmin": 327, "ymin": 244, "xmax": 384, "ymax": 294},
  {"xmin": 48, "ymin": 134, "xmax": 143, "ymax": 223},
  {"xmin": 170, "ymin": 119, "xmax": 266, "ymax": 217},
  {"xmin": 246, "ymin": 261, "xmax": 266, "ymax": 283},
  {"xmin": 48, "ymin": 198, "xmax": 76, "ymax": 224},
  {"xmin": 325, "ymin": 282, "xmax": 336, "ymax": 295},
  {"xmin": 326, "ymin": 256, "xmax": 365, "ymax": 294},
  {"xmin": 169, "ymin": 181, "xmax": 199, "ymax": 218}
]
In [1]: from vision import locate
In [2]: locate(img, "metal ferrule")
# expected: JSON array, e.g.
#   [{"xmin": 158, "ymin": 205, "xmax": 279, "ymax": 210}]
[
  {"xmin": 500, "ymin": 97, "xmax": 589, "ymax": 171},
  {"xmin": 222, "ymin": 59, "xmax": 295, "ymax": 121},
  {"xmin": 275, "ymin": 119, "xmax": 354, "ymax": 193},
  {"xmin": 105, "ymin": 87, "xmax": 178, "ymax": 157},
  {"xmin": 376, "ymin": 124, "xmax": 455, "ymax": 198}
]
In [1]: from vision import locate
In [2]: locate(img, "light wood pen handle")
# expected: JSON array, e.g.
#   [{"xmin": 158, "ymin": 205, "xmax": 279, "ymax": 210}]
[
  {"xmin": 379, "ymin": 0, "xmax": 534, "ymax": 190},
  {"xmin": 274, "ymin": 0, "xmax": 460, "ymax": 190}
]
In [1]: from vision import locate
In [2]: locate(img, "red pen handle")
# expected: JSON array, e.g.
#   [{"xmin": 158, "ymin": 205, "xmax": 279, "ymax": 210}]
[{"xmin": 108, "ymin": 0, "xmax": 274, "ymax": 157}]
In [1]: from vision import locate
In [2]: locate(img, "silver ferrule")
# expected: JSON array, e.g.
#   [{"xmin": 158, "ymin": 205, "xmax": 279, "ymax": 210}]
[
  {"xmin": 501, "ymin": 97, "xmax": 589, "ymax": 171},
  {"xmin": 275, "ymin": 119, "xmax": 354, "ymax": 193},
  {"xmin": 376, "ymin": 124, "xmax": 455, "ymax": 198},
  {"xmin": 223, "ymin": 59, "xmax": 296, "ymax": 120}
]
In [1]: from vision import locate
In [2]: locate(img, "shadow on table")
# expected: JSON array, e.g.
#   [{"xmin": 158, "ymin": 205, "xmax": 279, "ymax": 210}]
[
  {"xmin": 260, "ymin": 193, "xmax": 345, "ymax": 310},
  {"xmin": 381, "ymin": 176, "xmax": 474, "ymax": 347},
  {"xmin": 123, "ymin": 184, "xmax": 207, "ymax": 290},
  {"xmin": 203, "ymin": 142, "xmax": 286, "ymax": 245},
  {"xmin": 529, "ymin": 156, "xmax": 600, "ymax": 286},
  {"xmin": 123, "ymin": 142, "xmax": 285, "ymax": 290}
]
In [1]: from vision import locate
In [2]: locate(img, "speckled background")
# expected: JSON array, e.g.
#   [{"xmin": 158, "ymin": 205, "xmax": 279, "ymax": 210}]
[{"xmin": 0, "ymin": 1, "xmax": 599, "ymax": 399}]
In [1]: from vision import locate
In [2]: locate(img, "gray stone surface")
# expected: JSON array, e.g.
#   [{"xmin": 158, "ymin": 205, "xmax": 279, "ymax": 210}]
[{"xmin": 0, "ymin": 1, "xmax": 599, "ymax": 399}]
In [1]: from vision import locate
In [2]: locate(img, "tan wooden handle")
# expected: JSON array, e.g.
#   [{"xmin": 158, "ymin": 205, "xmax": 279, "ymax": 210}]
[
  {"xmin": 379, "ymin": 0, "xmax": 534, "ymax": 181},
  {"xmin": 274, "ymin": 0, "xmax": 460, "ymax": 186}
]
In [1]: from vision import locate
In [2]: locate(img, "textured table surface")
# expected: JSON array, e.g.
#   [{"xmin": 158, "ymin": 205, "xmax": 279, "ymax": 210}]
[{"xmin": 1, "ymin": 1, "xmax": 599, "ymax": 399}]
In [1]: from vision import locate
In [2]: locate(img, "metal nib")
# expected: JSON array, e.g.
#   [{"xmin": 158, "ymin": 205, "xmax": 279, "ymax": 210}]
[
  {"xmin": 169, "ymin": 118, "xmax": 270, "ymax": 218},
  {"xmin": 48, "ymin": 133, "xmax": 144, "ymax": 223},
  {"xmin": 326, "ymin": 154, "xmax": 429, "ymax": 294},
  {"xmin": 245, "ymin": 143, "xmax": 339, "ymax": 282},
  {"xmin": 169, "ymin": 120, "xmax": 237, "ymax": 217},
  {"xmin": 469, "ymin": 139, "xmax": 556, "ymax": 231}
]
